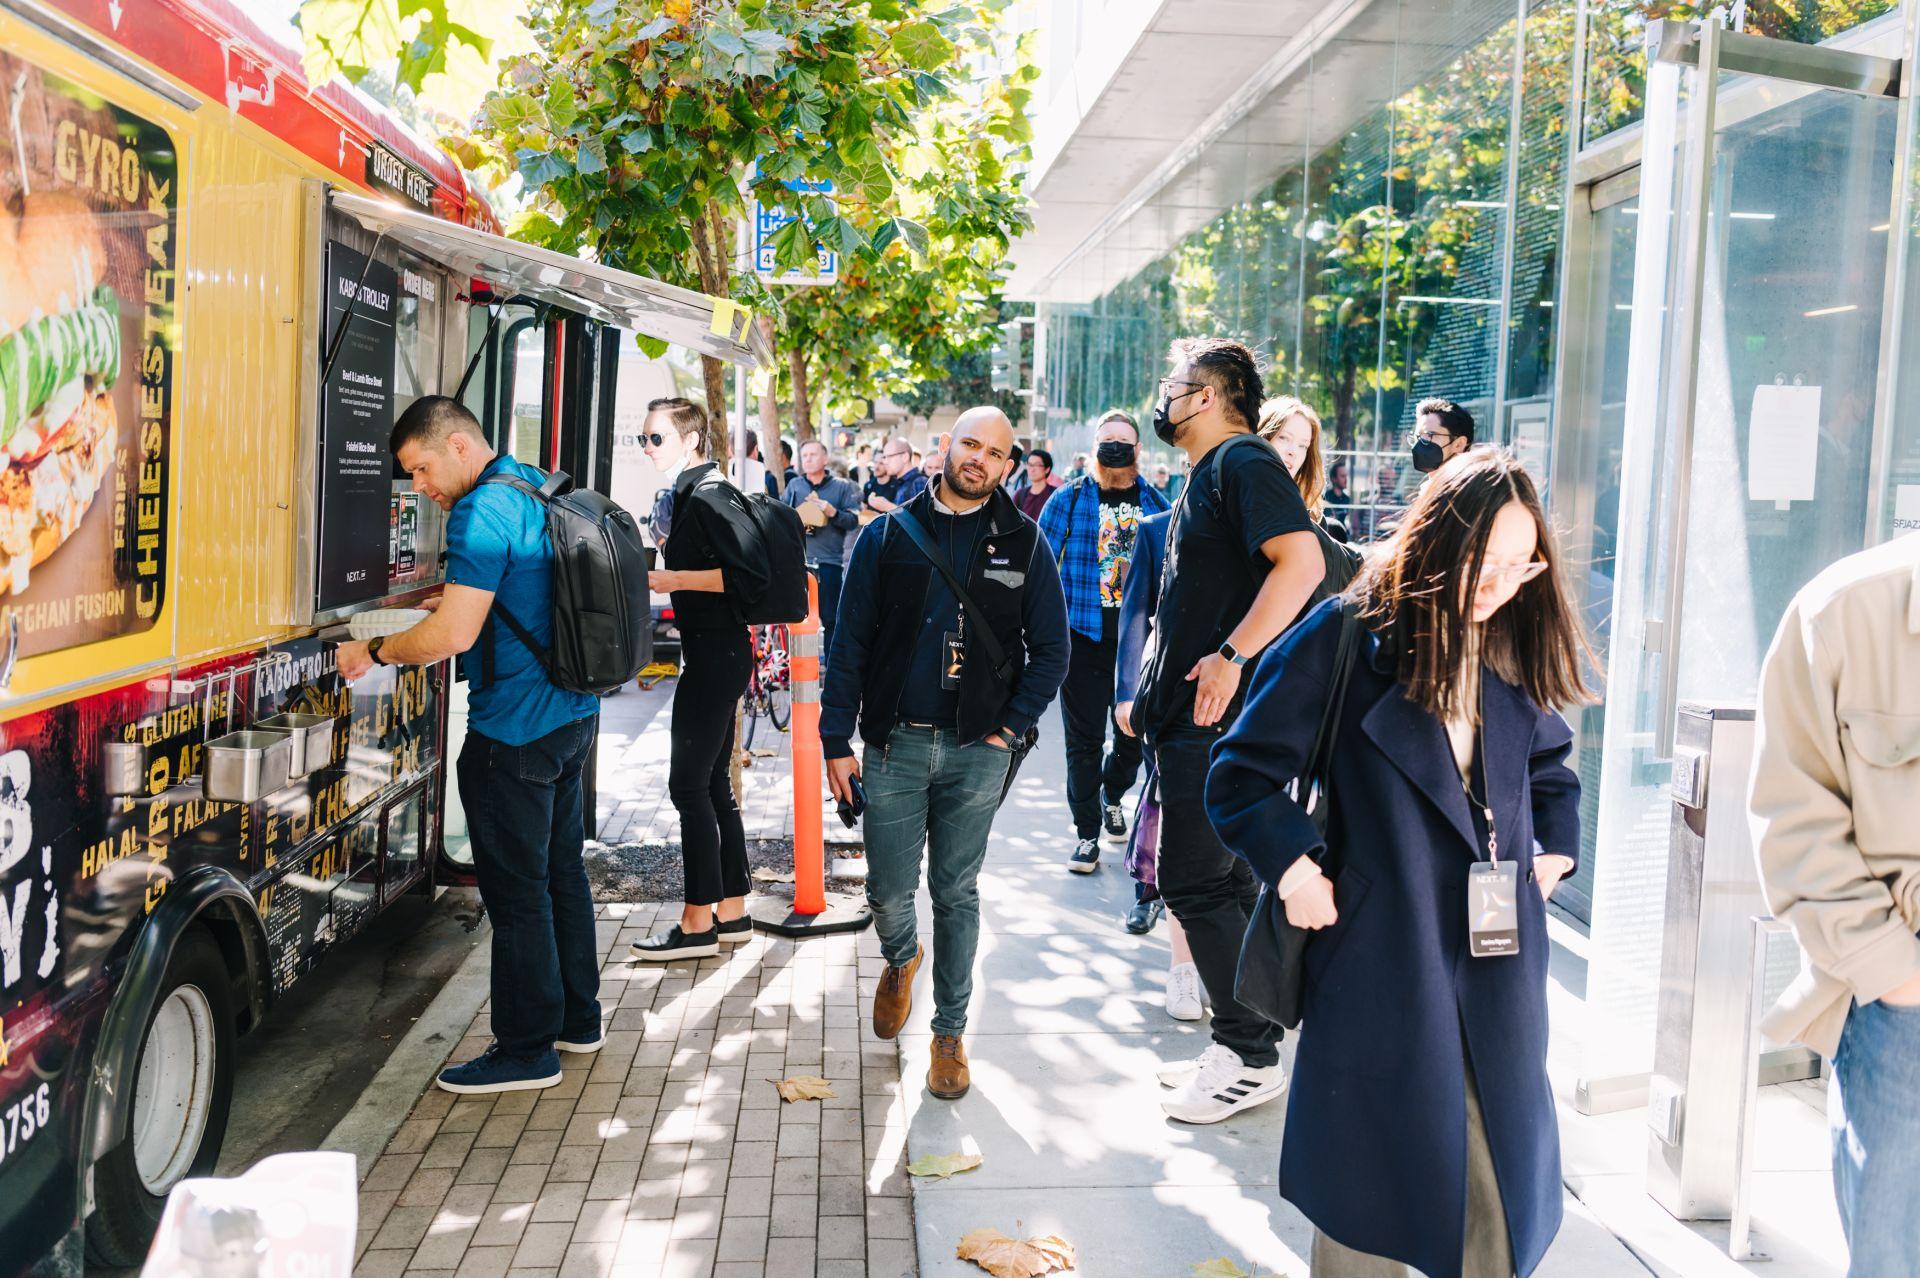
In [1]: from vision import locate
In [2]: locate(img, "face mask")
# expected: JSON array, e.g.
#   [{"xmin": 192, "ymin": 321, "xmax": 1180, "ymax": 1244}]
[
  {"xmin": 1151, "ymin": 390, "xmax": 1200, "ymax": 446},
  {"xmin": 1411, "ymin": 437, "xmax": 1447, "ymax": 473},
  {"xmin": 1096, "ymin": 441, "xmax": 1137, "ymax": 469}
]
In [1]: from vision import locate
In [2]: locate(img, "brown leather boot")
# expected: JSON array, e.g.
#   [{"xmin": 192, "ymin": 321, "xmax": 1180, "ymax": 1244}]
[
  {"xmin": 872, "ymin": 945, "xmax": 923, "ymax": 1040},
  {"xmin": 928, "ymin": 1034, "xmax": 970, "ymax": 1099}
]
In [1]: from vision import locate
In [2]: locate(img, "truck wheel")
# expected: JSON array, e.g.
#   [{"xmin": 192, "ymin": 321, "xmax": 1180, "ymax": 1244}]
[{"xmin": 85, "ymin": 927, "xmax": 236, "ymax": 1267}]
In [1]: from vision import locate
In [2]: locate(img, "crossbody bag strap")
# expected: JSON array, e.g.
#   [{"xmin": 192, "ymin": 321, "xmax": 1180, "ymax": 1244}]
[{"xmin": 889, "ymin": 508, "xmax": 1015, "ymax": 679}]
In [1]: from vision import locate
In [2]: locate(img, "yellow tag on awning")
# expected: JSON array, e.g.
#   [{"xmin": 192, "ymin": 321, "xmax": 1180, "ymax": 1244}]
[{"xmin": 710, "ymin": 298, "xmax": 751, "ymax": 341}]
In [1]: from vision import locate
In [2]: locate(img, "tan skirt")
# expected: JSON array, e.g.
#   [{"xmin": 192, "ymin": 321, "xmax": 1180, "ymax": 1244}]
[{"xmin": 1308, "ymin": 1048, "xmax": 1515, "ymax": 1278}]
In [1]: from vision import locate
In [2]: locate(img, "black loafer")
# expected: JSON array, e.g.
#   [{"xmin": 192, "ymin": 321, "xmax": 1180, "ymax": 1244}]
[
  {"xmin": 716, "ymin": 916, "xmax": 753, "ymax": 945},
  {"xmin": 630, "ymin": 925, "xmax": 720, "ymax": 962},
  {"xmin": 1124, "ymin": 898, "xmax": 1165, "ymax": 935}
]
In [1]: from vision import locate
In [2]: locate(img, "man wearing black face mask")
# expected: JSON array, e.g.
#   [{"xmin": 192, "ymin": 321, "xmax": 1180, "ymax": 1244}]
[
  {"xmin": 1410, "ymin": 396, "xmax": 1475, "ymax": 476},
  {"xmin": 1120, "ymin": 337, "xmax": 1324, "ymax": 1124},
  {"xmin": 1038, "ymin": 410, "xmax": 1170, "ymax": 874}
]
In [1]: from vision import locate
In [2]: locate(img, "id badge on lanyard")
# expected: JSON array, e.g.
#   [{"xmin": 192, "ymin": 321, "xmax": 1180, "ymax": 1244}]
[
  {"xmin": 941, "ymin": 605, "xmax": 965, "ymax": 691},
  {"xmin": 1465, "ymin": 733, "xmax": 1520, "ymax": 959}
]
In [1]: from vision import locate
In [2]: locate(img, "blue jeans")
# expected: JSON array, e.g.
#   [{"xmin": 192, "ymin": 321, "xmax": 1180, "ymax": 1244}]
[
  {"xmin": 863, "ymin": 725, "xmax": 1011, "ymax": 1037},
  {"xmin": 1831, "ymin": 997, "xmax": 1920, "ymax": 1276},
  {"xmin": 458, "ymin": 715, "xmax": 602, "ymax": 1061},
  {"xmin": 815, "ymin": 561, "xmax": 844, "ymax": 675}
]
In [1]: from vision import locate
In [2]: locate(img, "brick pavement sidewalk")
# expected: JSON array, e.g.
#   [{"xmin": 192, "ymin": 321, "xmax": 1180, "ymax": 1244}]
[{"xmin": 353, "ymin": 904, "xmax": 916, "ymax": 1278}]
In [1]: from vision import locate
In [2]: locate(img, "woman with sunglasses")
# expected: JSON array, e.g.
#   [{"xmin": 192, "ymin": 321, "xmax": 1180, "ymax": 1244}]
[{"xmin": 1207, "ymin": 447, "xmax": 1594, "ymax": 1278}]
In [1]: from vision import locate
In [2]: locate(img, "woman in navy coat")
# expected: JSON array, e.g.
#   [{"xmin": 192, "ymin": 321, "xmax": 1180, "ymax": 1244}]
[{"xmin": 1206, "ymin": 449, "xmax": 1593, "ymax": 1278}]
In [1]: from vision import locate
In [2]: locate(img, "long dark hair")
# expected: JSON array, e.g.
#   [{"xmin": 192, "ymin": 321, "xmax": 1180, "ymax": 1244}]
[{"xmin": 1349, "ymin": 447, "xmax": 1595, "ymax": 717}]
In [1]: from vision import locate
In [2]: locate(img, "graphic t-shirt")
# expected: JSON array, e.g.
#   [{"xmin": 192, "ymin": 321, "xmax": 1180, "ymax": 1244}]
[{"xmin": 1096, "ymin": 485, "xmax": 1144, "ymax": 641}]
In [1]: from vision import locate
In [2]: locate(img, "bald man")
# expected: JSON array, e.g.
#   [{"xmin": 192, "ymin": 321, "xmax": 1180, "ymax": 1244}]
[
  {"xmin": 862, "ymin": 435, "xmax": 929, "ymax": 515},
  {"xmin": 821, "ymin": 406, "xmax": 1070, "ymax": 1102}
]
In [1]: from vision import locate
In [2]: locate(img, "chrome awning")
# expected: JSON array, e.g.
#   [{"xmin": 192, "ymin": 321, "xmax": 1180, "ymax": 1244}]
[{"xmin": 329, "ymin": 189, "xmax": 772, "ymax": 369}]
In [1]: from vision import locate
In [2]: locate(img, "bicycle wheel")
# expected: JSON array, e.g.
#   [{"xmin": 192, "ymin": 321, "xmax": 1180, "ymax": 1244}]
[{"xmin": 766, "ymin": 625, "xmax": 792, "ymax": 731}]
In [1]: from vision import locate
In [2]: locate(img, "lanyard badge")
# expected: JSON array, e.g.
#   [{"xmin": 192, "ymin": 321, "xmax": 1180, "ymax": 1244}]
[{"xmin": 1464, "ymin": 730, "xmax": 1519, "ymax": 959}]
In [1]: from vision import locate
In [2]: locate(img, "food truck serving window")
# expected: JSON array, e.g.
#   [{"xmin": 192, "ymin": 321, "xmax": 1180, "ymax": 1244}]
[
  {"xmin": 303, "ymin": 204, "xmax": 456, "ymax": 621},
  {"xmin": 0, "ymin": 52, "xmax": 178, "ymax": 661}
]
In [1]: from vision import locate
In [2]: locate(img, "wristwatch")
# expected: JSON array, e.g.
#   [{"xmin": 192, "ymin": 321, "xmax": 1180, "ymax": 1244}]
[
  {"xmin": 368, "ymin": 635, "xmax": 388, "ymax": 666},
  {"xmin": 1217, "ymin": 640, "xmax": 1250, "ymax": 667}
]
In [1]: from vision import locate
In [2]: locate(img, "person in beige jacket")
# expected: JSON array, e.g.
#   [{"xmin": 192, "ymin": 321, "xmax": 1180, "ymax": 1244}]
[{"xmin": 1750, "ymin": 531, "xmax": 1920, "ymax": 1277}]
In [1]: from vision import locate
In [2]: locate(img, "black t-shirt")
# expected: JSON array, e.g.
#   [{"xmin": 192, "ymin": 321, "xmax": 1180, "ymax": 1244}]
[
  {"xmin": 1135, "ymin": 435, "xmax": 1315, "ymax": 736},
  {"xmin": 894, "ymin": 504, "xmax": 991, "ymax": 729},
  {"xmin": 1096, "ymin": 484, "xmax": 1145, "ymax": 645}
]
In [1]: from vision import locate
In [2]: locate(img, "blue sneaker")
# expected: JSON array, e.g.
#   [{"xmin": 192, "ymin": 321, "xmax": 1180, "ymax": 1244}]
[{"xmin": 436, "ymin": 1046, "xmax": 562, "ymax": 1095}]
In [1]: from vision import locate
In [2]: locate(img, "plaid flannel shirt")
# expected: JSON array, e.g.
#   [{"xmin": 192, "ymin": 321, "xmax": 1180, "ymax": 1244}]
[{"xmin": 1037, "ymin": 474, "xmax": 1171, "ymax": 641}]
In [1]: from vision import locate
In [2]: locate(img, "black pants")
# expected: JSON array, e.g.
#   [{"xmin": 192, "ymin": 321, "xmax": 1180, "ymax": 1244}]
[
  {"xmin": 458, "ymin": 716, "xmax": 602, "ymax": 1060},
  {"xmin": 1059, "ymin": 629, "xmax": 1144, "ymax": 839},
  {"xmin": 815, "ymin": 561, "xmax": 844, "ymax": 676},
  {"xmin": 671, "ymin": 625, "xmax": 753, "ymax": 906},
  {"xmin": 1151, "ymin": 727, "xmax": 1281, "ymax": 1066}
]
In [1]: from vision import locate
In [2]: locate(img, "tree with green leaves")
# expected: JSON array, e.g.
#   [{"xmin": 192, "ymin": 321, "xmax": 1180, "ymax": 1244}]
[{"xmin": 439, "ymin": 0, "xmax": 1030, "ymax": 456}]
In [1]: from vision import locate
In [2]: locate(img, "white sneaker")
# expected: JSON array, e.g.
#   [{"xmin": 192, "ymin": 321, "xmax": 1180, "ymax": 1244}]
[
  {"xmin": 1161, "ymin": 1048, "xmax": 1288, "ymax": 1125},
  {"xmin": 1156, "ymin": 1041, "xmax": 1234, "ymax": 1089},
  {"xmin": 1165, "ymin": 963, "xmax": 1204, "ymax": 1022}
]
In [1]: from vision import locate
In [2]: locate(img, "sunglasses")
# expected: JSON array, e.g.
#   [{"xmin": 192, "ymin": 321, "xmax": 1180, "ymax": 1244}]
[{"xmin": 643, "ymin": 432, "xmax": 670, "ymax": 447}]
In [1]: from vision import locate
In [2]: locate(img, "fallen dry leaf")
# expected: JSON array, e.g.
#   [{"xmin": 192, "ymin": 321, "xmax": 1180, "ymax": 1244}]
[
  {"xmin": 956, "ymin": 1228, "xmax": 1075, "ymax": 1278},
  {"xmin": 751, "ymin": 868, "xmax": 795, "ymax": 884},
  {"xmin": 751, "ymin": 747, "xmax": 778, "ymax": 757},
  {"xmin": 773, "ymin": 1075, "xmax": 836, "ymax": 1102},
  {"xmin": 1192, "ymin": 1261, "xmax": 1255, "ymax": 1278},
  {"xmin": 907, "ymin": 1152, "xmax": 983, "ymax": 1180}
]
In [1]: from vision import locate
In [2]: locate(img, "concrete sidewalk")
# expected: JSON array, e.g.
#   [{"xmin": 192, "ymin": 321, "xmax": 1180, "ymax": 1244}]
[
  {"xmin": 895, "ymin": 711, "xmax": 1650, "ymax": 1278},
  {"xmin": 359, "ymin": 680, "xmax": 1848, "ymax": 1277}
]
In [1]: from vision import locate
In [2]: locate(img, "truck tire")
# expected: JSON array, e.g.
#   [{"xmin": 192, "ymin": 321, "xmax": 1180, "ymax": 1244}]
[{"xmin": 85, "ymin": 926, "xmax": 237, "ymax": 1267}]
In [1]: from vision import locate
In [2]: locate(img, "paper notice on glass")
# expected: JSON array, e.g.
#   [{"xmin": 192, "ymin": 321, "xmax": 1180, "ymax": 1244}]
[
  {"xmin": 1894, "ymin": 484, "xmax": 1920, "ymax": 534},
  {"xmin": 1747, "ymin": 384, "xmax": 1821, "ymax": 509}
]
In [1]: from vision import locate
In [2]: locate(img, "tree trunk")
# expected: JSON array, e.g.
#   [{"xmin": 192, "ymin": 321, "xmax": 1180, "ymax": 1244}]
[
  {"xmin": 688, "ymin": 205, "xmax": 731, "ymax": 461},
  {"xmin": 789, "ymin": 346, "xmax": 813, "ymax": 442}
]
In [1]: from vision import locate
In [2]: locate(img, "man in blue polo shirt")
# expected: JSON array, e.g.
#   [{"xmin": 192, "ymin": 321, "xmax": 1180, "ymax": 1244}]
[{"xmin": 337, "ymin": 395, "xmax": 601, "ymax": 1095}]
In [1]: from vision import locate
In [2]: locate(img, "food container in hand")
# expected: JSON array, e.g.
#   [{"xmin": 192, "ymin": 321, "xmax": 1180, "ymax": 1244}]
[
  {"xmin": 202, "ymin": 730, "xmax": 293, "ymax": 803},
  {"xmin": 254, "ymin": 712, "xmax": 338, "ymax": 777},
  {"xmin": 347, "ymin": 608, "xmax": 430, "ymax": 640}
]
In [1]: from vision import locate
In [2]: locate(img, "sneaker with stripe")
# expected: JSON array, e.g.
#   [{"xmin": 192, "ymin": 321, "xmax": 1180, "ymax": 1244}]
[{"xmin": 1160, "ymin": 1045, "xmax": 1287, "ymax": 1125}]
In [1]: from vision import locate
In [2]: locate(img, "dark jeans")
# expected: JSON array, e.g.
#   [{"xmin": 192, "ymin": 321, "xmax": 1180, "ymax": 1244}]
[
  {"xmin": 814, "ymin": 561, "xmax": 844, "ymax": 675},
  {"xmin": 458, "ymin": 715, "xmax": 602, "ymax": 1061},
  {"xmin": 671, "ymin": 625, "xmax": 753, "ymax": 906},
  {"xmin": 1059, "ymin": 628, "xmax": 1144, "ymax": 839},
  {"xmin": 1150, "ymin": 727, "xmax": 1281, "ymax": 1067},
  {"xmin": 863, "ymin": 725, "xmax": 1011, "ymax": 1037}
]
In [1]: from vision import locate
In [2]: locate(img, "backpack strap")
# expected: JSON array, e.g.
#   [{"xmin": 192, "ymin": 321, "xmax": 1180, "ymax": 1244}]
[
  {"xmin": 1205, "ymin": 433, "xmax": 1270, "ymax": 512},
  {"xmin": 1054, "ymin": 479, "xmax": 1086, "ymax": 571},
  {"xmin": 472, "ymin": 468, "xmax": 571, "ymax": 688}
]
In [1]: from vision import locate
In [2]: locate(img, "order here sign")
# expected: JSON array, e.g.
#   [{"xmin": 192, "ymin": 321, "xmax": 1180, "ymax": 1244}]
[{"xmin": 753, "ymin": 174, "xmax": 837, "ymax": 287}]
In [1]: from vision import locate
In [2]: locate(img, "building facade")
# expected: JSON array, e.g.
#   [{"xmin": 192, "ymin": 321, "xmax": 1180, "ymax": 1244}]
[{"xmin": 1017, "ymin": 0, "xmax": 1920, "ymax": 1093}]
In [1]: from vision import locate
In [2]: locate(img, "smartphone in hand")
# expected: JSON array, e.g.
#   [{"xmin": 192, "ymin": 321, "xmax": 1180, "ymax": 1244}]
[{"xmin": 836, "ymin": 773, "xmax": 867, "ymax": 828}]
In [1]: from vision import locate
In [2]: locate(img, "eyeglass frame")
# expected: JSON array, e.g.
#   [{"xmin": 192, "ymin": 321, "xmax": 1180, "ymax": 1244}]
[{"xmin": 1478, "ymin": 559, "xmax": 1549, "ymax": 587}]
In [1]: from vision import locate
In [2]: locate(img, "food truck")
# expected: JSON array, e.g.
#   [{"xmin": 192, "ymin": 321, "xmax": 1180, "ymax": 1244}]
[{"xmin": 0, "ymin": 1, "xmax": 769, "ymax": 1271}]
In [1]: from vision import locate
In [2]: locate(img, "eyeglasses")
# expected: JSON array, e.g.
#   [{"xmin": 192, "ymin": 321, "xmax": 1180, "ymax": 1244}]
[
  {"xmin": 1410, "ymin": 427, "xmax": 1454, "ymax": 446},
  {"xmin": 1480, "ymin": 560, "xmax": 1549, "ymax": 587},
  {"xmin": 1159, "ymin": 377, "xmax": 1206, "ymax": 397},
  {"xmin": 883, "ymin": 449, "xmax": 911, "ymax": 460}
]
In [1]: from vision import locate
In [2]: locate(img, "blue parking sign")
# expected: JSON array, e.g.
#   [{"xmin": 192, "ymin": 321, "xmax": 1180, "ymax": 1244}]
[{"xmin": 753, "ymin": 174, "xmax": 838, "ymax": 286}]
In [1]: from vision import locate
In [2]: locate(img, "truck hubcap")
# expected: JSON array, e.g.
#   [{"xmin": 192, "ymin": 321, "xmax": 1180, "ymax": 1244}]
[{"xmin": 132, "ymin": 984, "xmax": 216, "ymax": 1194}]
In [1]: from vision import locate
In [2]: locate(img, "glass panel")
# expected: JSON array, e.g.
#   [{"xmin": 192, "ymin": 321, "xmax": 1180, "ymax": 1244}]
[
  {"xmin": 1506, "ymin": 0, "xmax": 1580, "ymax": 405},
  {"xmin": 1581, "ymin": 1, "xmax": 1895, "ymax": 149},
  {"xmin": 1555, "ymin": 190, "xmax": 1640, "ymax": 920},
  {"xmin": 1672, "ymin": 80, "xmax": 1895, "ymax": 707}
]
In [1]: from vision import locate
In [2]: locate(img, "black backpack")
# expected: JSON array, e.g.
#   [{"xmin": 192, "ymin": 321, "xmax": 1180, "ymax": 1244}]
[
  {"xmin": 480, "ymin": 470, "xmax": 653, "ymax": 696},
  {"xmin": 690, "ymin": 471, "xmax": 810, "ymax": 625},
  {"xmin": 1205, "ymin": 434, "xmax": 1363, "ymax": 605}
]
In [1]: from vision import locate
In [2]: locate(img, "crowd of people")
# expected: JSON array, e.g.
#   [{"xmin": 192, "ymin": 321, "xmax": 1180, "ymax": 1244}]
[{"xmin": 332, "ymin": 328, "xmax": 1920, "ymax": 1277}]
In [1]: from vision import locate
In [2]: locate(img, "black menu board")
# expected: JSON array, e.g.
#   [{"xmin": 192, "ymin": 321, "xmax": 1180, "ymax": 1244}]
[{"xmin": 317, "ymin": 241, "xmax": 398, "ymax": 610}]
